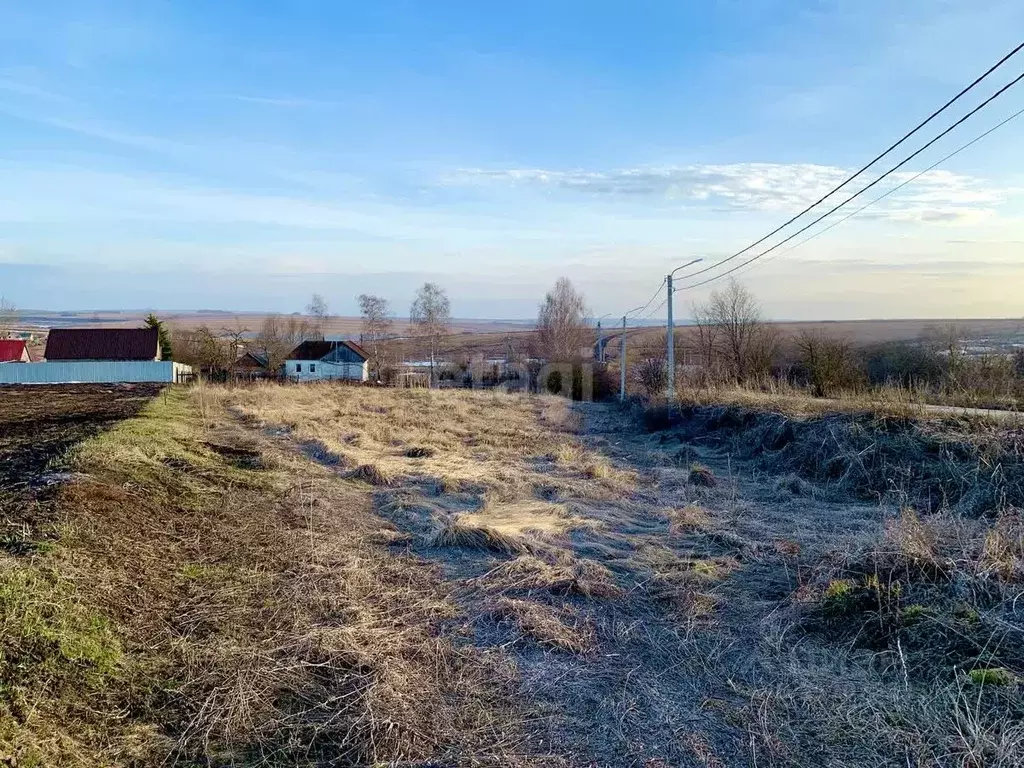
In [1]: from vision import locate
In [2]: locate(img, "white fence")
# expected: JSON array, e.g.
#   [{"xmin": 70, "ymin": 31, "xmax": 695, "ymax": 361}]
[{"xmin": 0, "ymin": 361, "xmax": 192, "ymax": 384}]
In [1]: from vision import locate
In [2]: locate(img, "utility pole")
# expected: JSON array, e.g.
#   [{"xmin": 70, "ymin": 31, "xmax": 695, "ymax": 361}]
[
  {"xmin": 595, "ymin": 313, "xmax": 613, "ymax": 363},
  {"xmin": 666, "ymin": 273, "xmax": 675, "ymax": 401},
  {"xmin": 619, "ymin": 315, "xmax": 627, "ymax": 401},
  {"xmin": 665, "ymin": 258, "xmax": 704, "ymax": 402}
]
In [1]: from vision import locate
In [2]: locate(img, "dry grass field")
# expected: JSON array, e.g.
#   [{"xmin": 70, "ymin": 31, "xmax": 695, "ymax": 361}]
[{"xmin": 2, "ymin": 382, "xmax": 1022, "ymax": 766}]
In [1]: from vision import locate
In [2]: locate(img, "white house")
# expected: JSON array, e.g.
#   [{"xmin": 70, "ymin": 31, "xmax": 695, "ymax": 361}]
[{"xmin": 285, "ymin": 340, "xmax": 369, "ymax": 382}]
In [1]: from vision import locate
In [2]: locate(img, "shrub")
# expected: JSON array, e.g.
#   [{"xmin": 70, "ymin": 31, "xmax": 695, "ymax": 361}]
[
  {"xmin": 545, "ymin": 370, "xmax": 565, "ymax": 396},
  {"xmin": 633, "ymin": 358, "xmax": 667, "ymax": 398},
  {"xmin": 794, "ymin": 329, "xmax": 865, "ymax": 396},
  {"xmin": 688, "ymin": 463, "xmax": 716, "ymax": 487},
  {"xmin": 862, "ymin": 341, "xmax": 946, "ymax": 388},
  {"xmin": 968, "ymin": 667, "xmax": 1016, "ymax": 686}
]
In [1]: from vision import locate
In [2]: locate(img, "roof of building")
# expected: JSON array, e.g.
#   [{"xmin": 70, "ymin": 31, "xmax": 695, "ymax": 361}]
[
  {"xmin": 44, "ymin": 328, "xmax": 160, "ymax": 361},
  {"xmin": 0, "ymin": 339, "xmax": 29, "ymax": 362},
  {"xmin": 236, "ymin": 350, "xmax": 270, "ymax": 368},
  {"xmin": 286, "ymin": 339, "xmax": 368, "ymax": 361}
]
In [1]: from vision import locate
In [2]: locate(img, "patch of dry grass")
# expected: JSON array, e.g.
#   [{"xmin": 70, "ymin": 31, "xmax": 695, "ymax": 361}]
[
  {"xmin": 351, "ymin": 462, "xmax": 396, "ymax": 486},
  {"xmin": 488, "ymin": 597, "xmax": 595, "ymax": 654},
  {"xmin": 434, "ymin": 501, "xmax": 582, "ymax": 555},
  {"xmin": 675, "ymin": 381, "xmax": 1024, "ymax": 421},
  {"xmin": 207, "ymin": 384, "xmax": 622, "ymax": 507},
  {"xmin": 639, "ymin": 546, "xmax": 739, "ymax": 620},
  {"xmin": 667, "ymin": 504, "xmax": 711, "ymax": 535},
  {"xmin": 4, "ymin": 387, "xmax": 548, "ymax": 766},
  {"xmin": 476, "ymin": 554, "xmax": 624, "ymax": 599}
]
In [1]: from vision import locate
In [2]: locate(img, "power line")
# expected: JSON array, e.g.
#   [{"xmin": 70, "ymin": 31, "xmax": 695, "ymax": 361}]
[
  {"xmin": 627, "ymin": 277, "xmax": 667, "ymax": 318},
  {"xmin": 613, "ymin": 277, "xmax": 666, "ymax": 323},
  {"xmin": 643, "ymin": 295, "xmax": 669, "ymax": 320},
  {"xmin": 736, "ymin": 103, "xmax": 1024, "ymax": 274},
  {"xmin": 679, "ymin": 67, "xmax": 1024, "ymax": 291},
  {"xmin": 679, "ymin": 40, "xmax": 1024, "ymax": 283}
]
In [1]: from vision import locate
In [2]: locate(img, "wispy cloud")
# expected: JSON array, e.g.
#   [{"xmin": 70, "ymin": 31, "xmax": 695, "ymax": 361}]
[
  {"xmin": 450, "ymin": 162, "xmax": 1009, "ymax": 223},
  {"xmin": 224, "ymin": 94, "xmax": 341, "ymax": 108},
  {"xmin": 0, "ymin": 77, "xmax": 67, "ymax": 102},
  {"xmin": 0, "ymin": 101, "xmax": 187, "ymax": 155}
]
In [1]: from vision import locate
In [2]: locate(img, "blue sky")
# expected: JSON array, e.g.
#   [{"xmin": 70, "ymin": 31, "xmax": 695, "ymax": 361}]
[{"xmin": 1, "ymin": 0, "xmax": 1023, "ymax": 319}]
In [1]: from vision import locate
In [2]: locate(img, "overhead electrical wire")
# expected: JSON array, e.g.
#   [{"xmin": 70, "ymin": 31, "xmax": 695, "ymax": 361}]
[
  {"xmin": 677, "ymin": 67, "xmax": 1024, "ymax": 291},
  {"xmin": 642, "ymin": 295, "xmax": 669, "ymax": 320},
  {"xmin": 675, "ymin": 40, "xmax": 1024, "ymax": 284},
  {"xmin": 624, "ymin": 277, "xmax": 667, "ymax": 319},
  {"xmin": 731, "ymin": 102, "xmax": 1024, "ymax": 276}
]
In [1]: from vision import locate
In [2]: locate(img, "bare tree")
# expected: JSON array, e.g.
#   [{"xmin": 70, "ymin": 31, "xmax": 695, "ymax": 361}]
[
  {"xmin": 0, "ymin": 296, "xmax": 16, "ymax": 339},
  {"xmin": 253, "ymin": 315, "xmax": 292, "ymax": 375},
  {"xmin": 795, "ymin": 329, "xmax": 862, "ymax": 397},
  {"xmin": 358, "ymin": 294, "xmax": 393, "ymax": 382},
  {"xmin": 939, "ymin": 323, "xmax": 965, "ymax": 389},
  {"xmin": 410, "ymin": 282, "xmax": 451, "ymax": 386},
  {"xmin": 285, "ymin": 314, "xmax": 315, "ymax": 346},
  {"xmin": 221, "ymin": 320, "xmax": 250, "ymax": 377},
  {"xmin": 172, "ymin": 325, "xmax": 229, "ymax": 374},
  {"xmin": 690, "ymin": 301, "xmax": 720, "ymax": 381},
  {"xmin": 536, "ymin": 278, "xmax": 590, "ymax": 362},
  {"xmin": 307, "ymin": 294, "xmax": 329, "ymax": 340},
  {"xmin": 631, "ymin": 335, "xmax": 667, "ymax": 397},
  {"xmin": 699, "ymin": 279, "xmax": 778, "ymax": 382}
]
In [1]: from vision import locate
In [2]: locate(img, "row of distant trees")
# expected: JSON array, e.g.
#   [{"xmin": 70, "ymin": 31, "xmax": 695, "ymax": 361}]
[
  {"xmin": 0, "ymin": 296, "xmax": 16, "ymax": 339},
  {"xmin": 627, "ymin": 278, "xmax": 1024, "ymax": 405},
  {"xmin": 168, "ymin": 283, "xmax": 454, "ymax": 382}
]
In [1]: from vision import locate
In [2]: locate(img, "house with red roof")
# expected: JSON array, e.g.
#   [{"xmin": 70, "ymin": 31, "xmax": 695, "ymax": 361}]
[
  {"xmin": 44, "ymin": 328, "xmax": 161, "ymax": 361},
  {"xmin": 0, "ymin": 339, "xmax": 31, "ymax": 363},
  {"xmin": 0, "ymin": 328, "xmax": 191, "ymax": 384}
]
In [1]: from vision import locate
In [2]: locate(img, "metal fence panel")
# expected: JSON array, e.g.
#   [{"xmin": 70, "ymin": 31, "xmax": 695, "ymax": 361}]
[{"xmin": 0, "ymin": 361, "xmax": 192, "ymax": 384}]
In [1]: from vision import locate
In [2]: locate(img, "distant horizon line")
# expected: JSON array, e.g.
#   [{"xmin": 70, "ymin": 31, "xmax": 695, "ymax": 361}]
[{"xmin": 11, "ymin": 309, "xmax": 1024, "ymax": 326}]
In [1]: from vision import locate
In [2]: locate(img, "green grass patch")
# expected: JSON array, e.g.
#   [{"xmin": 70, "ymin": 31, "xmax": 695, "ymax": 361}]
[
  {"xmin": 71, "ymin": 388, "xmax": 271, "ymax": 505},
  {"xmin": 967, "ymin": 667, "xmax": 1017, "ymax": 687},
  {"xmin": 0, "ymin": 562, "xmax": 121, "ymax": 695}
]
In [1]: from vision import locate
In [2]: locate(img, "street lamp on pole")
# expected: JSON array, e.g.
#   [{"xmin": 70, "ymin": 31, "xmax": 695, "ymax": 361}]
[
  {"xmin": 617, "ymin": 304, "xmax": 651, "ymax": 402},
  {"xmin": 666, "ymin": 258, "xmax": 704, "ymax": 402},
  {"xmin": 594, "ymin": 313, "xmax": 613, "ymax": 363}
]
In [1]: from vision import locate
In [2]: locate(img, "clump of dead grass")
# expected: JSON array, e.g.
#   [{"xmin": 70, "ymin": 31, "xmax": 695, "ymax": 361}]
[
  {"xmin": 404, "ymin": 446, "xmax": 436, "ymax": 459},
  {"xmin": 551, "ymin": 441, "xmax": 584, "ymax": 465},
  {"xmin": 688, "ymin": 463, "xmax": 717, "ymax": 487},
  {"xmin": 433, "ymin": 501, "xmax": 581, "ymax": 555},
  {"xmin": 582, "ymin": 456, "xmax": 612, "ymax": 479},
  {"xmin": 800, "ymin": 506, "xmax": 1024, "ymax": 682},
  {"xmin": 667, "ymin": 504, "xmax": 711, "ymax": 534},
  {"xmin": 640, "ymin": 546, "xmax": 739, "ymax": 620},
  {"xmin": 433, "ymin": 518, "xmax": 533, "ymax": 554},
  {"xmin": 477, "ymin": 554, "xmax": 624, "ymax": 599},
  {"xmin": 488, "ymin": 597, "xmax": 595, "ymax": 654},
  {"xmin": 351, "ymin": 462, "xmax": 396, "ymax": 487}
]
